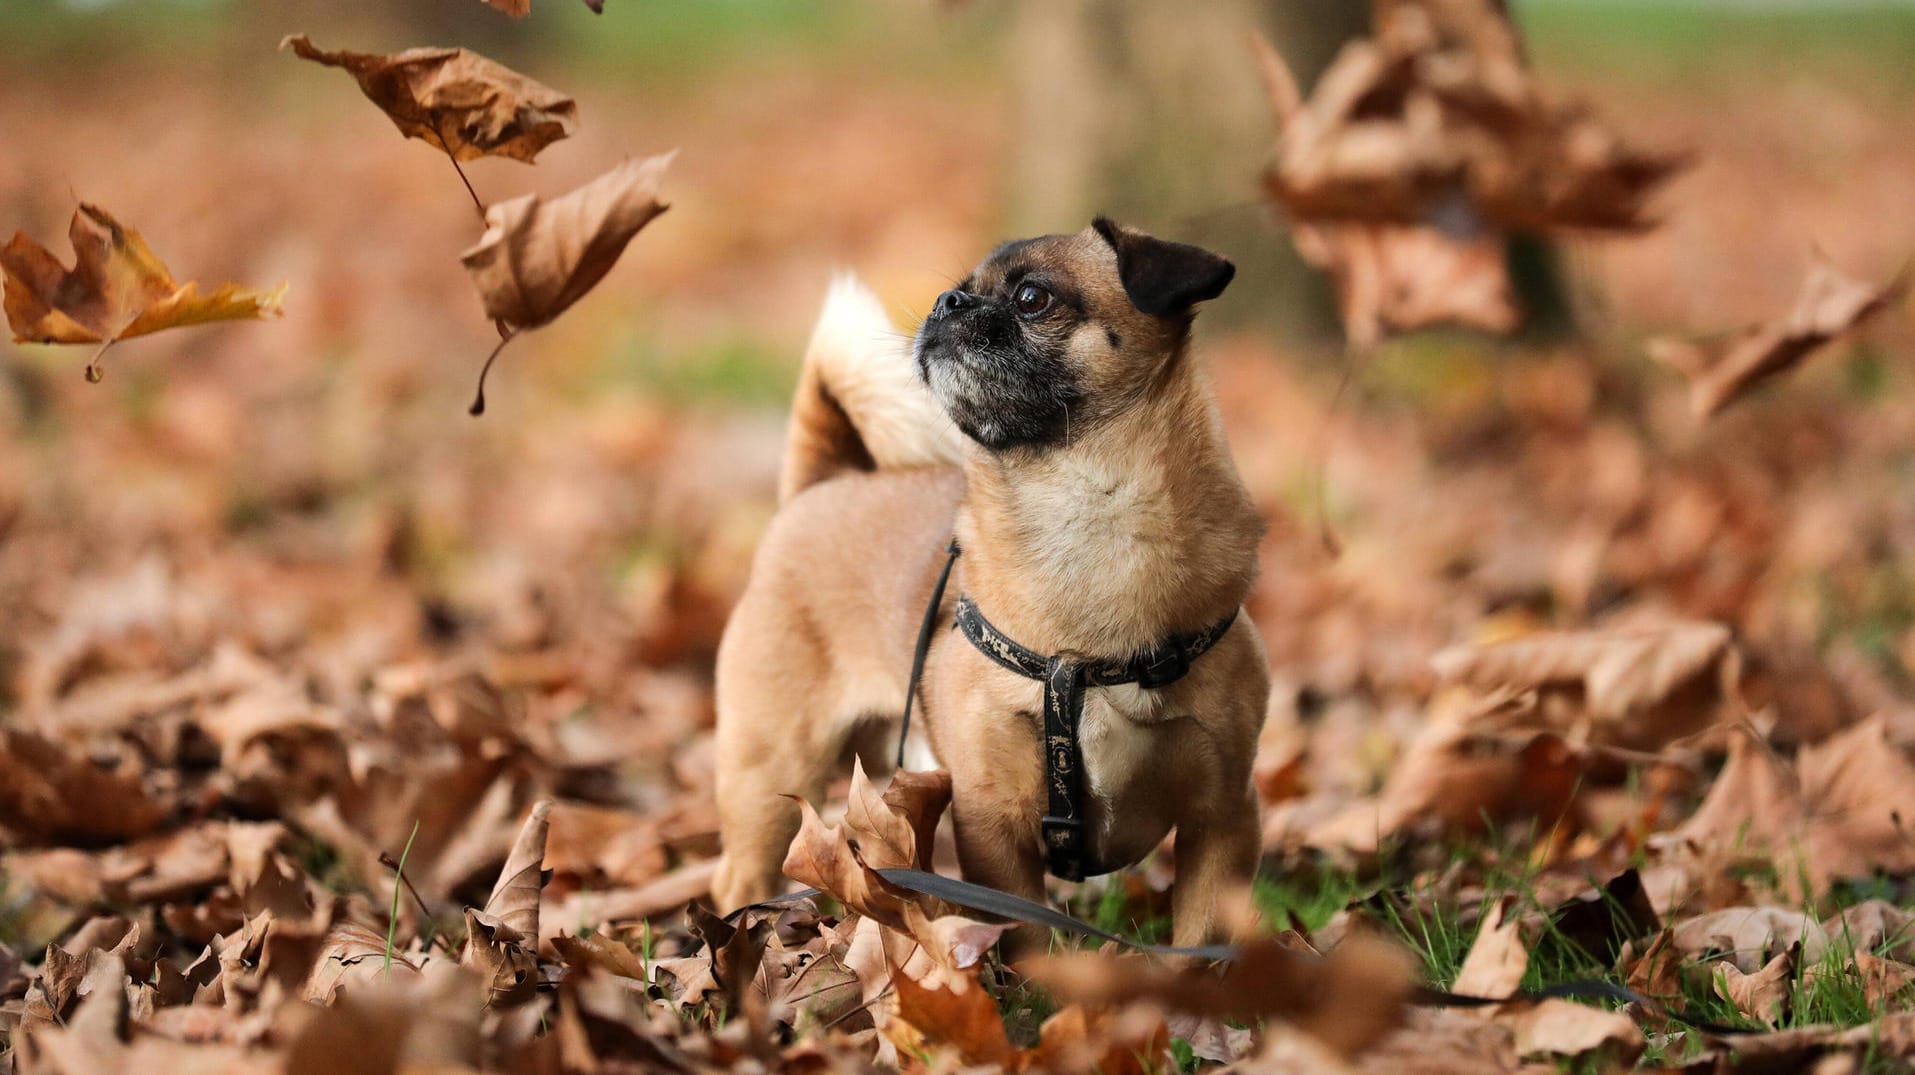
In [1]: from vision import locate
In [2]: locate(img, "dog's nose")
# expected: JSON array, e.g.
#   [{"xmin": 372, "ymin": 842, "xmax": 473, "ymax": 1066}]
[{"xmin": 931, "ymin": 289, "xmax": 978, "ymax": 320}]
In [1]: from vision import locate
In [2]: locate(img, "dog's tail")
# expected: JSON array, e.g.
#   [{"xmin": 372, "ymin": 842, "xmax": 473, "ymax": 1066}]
[{"xmin": 779, "ymin": 274, "xmax": 965, "ymax": 503}]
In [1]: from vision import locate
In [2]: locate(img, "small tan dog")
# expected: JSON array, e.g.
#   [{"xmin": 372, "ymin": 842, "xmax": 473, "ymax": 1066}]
[{"xmin": 712, "ymin": 220, "xmax": 1268, "ymax": 950}]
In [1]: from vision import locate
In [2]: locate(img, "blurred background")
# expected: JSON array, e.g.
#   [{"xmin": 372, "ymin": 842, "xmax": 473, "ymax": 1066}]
[{"xmin": 3, "ymin": 0, "xmax": 1915, "ymax": 881}]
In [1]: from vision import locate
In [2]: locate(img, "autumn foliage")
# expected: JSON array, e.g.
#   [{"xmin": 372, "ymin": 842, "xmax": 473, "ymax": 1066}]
[{"xmin": 4, "ymin": 1, "xmax": 1915, "ymax": 1073}]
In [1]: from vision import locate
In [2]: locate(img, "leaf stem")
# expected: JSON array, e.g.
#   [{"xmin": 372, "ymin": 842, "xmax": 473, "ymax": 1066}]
[
  {"xmin": 83, "ymin": 339, "xmax": 116, "ymax": 383},
  {"xmin": 470, "ymin": 331, "xmax": 517, "ymax": 416},
  {"xmin": 444, "ymin": 146, "xmax": 488, "ymax": 223}
]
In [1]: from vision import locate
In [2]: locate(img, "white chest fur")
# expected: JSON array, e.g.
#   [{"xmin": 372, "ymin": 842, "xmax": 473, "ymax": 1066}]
[{"xmin": 1077, "ymin": 683, "xmax": 1170, "ymax": 803}]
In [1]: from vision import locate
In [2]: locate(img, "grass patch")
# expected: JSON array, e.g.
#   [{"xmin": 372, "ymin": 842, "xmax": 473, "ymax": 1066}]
[
  {"xmin": 584, "ymin": 333, "xmax": 798, "ymax": 410},
  {"xmin": 1519, "ymin": 1, "xmax": 1915, "ymax": 92}
]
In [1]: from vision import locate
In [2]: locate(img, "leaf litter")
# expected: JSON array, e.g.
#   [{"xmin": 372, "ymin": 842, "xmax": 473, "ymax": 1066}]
[{"xmin": 6, "ymin": 1, "xmax": 1915, "ymax": 1073}]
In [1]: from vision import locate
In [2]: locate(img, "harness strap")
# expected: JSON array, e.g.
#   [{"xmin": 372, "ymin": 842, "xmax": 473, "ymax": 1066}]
[
  {"xmin": 952, "ymin": 593, "xmax": 1238, "ymax": 882},
  {"xmin": 1042, "ymin": 656, "xmax": 1089, "ymax": 881},
  {"xmin": 896, "ymin": 539, "xmax": 962, "ymax": 768}
]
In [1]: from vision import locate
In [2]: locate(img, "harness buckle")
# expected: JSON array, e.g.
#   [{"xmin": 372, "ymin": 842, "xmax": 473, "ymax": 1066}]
[
  {"xmin": 1133, "ymin": 646, "xmax": 1189, "ymax": 690},
  {"xmin": 1040, "ymin": 815, "xmax": 1081, "ymax": 849}
]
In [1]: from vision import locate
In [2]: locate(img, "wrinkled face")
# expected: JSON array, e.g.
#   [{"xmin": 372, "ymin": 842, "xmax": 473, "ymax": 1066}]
[{"xmin": 914, "ymin": 219, "xmax": 1234, "ymax": 452}]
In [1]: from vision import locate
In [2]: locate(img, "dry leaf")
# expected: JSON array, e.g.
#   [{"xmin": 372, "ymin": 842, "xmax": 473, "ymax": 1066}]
[
  {"xmin": 781, "ymin": 759, "xmax": 985, "ymax": 967},
  {"xmin": 1677, "ymin": 719, "xmax": 1915, "ymax": 899},
  {"xmin": 1499, "ymin": 996, "xmax": 1643, "ymax": 1060},
  {"xmin": 1, "ymin": 204, "xmax": 284, "ymax": 380},
  {"xmin": 1715, "ymin": 949, "xmax": 1793, "ymax": 1028},
  {"xmin": 1669, "ymin": 906, "xmax": 1826, "ymax": 974},
  {"xmin": 1027, "ymin": 1004, "xmax": 1171, "ymax": 1075},
  {"xmin": 0, "ymin": 728, "xmax": 169, "ymax": 844},
  {"xmin": 1452, "ymin": 896, "xmax": 1528, "ymax": 1000},
  {"xmin": 1293, "ymin": 221, "xmax": 1518, "ymax": 349},
  {"xmin": 461, "ymin": 151, "xmax": 673, "ymax": 332},
  {"xmin": 281, "ymin": 35, "xmax": 577, "ymax": 164},
  {"xmin": 1028, "ymin": 932, "xmax": 1412, "ymax": 1057},
  {"xmin": 1255, "ymin": 7, "xmax": 1682, "ymax": 234},
  {"xmin": 1824, "ymin": 901, "xmax": 1915, "ymax": 963},
  {"xmin": 887, "ymin": 962, "xmax": 1012, "ymax": 1067},
  {"xmin": 1649, "ymin": 255, "xmax": 1906, "ymax": 417},
  {"xmin": 482, "ymin": 800, "xmax": 551, "ymax": 940},
  {"xmin": 462, "ymin": 908, "xmax": 539, "ymax": 1007},
  {"xmin": 1430, "ymin": 620, "xmax": 1735, "ymax": 749}
]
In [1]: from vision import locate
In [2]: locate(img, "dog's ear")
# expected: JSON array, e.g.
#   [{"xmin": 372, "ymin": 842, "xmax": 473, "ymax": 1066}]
[{"xmin": 1092, "ymin": 217, "xmax": 1235, "ymax": 317}]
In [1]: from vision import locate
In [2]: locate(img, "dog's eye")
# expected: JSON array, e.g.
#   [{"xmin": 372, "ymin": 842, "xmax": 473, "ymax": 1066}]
[{"xmin": 1013, "ymin": 283, "xmax": 1054, "ymax": 318}]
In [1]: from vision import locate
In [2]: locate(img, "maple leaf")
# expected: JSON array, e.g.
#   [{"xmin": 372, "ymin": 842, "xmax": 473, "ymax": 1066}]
[
  {"xmin": 459, "ymin": 151, "xmax": 675, "ymax": 414},
  {"xmin": 281, "ymin": 35, "xmax": 578, "ymax": 165},
  {"xmin": 1, "ymin": 204, "xmax": 284, "ymax": 381},
  {"xmin": 1649, "ymin": 254, "xmax": 1907, "ymax": 417}
]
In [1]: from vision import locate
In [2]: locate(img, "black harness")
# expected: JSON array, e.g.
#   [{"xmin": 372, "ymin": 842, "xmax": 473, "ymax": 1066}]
[{"xmin": 896, "ymin": 540, "xmax": 1237, "ymax": 882}]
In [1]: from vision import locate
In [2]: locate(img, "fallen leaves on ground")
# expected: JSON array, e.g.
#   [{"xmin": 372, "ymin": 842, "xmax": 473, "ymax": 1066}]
[
  {"xmin": 282, "ymin": 35, "xmax": 579, "ymax": 164},
  {"xmin": 1649, "ymin": 253, "xmax": 1907, "ymax": 417},
  {"xmin": 1, "ymin": 204, "xmax": 284, "ymax": 380}
]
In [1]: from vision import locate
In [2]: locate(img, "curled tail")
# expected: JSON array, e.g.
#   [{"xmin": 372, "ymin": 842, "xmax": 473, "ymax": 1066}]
[{"xmin": 779, "ymin": 274, "xmax": 965, "ymax": 503}]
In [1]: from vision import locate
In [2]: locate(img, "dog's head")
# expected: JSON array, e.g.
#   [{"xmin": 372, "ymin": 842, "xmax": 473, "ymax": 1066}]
[{"xmin": 914, "ymin": 218, "xmax": 1234, "ymax": 452}]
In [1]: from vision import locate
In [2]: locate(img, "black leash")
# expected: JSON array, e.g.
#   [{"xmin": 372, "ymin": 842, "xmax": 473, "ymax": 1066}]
[
  {"xmin": 952, "ymin": 595, "xmax": 1237, "ymax": 882},
  {"xmin": 896, "ymin": 539, "xmax": 963, "ymax": 768},
  {"xmin": 723, "ymin": 867, "xmax": 1752, "ymax": 1037}
]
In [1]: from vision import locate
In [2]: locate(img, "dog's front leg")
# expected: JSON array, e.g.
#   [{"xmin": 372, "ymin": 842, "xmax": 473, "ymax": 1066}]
[
  {"xmin": 948, "ymin": 773, "xmax": 1050, "ymax": 961},
  {"xmin": 1168, "ymin": 783, "xmax": 1260, "ymax": 950}
]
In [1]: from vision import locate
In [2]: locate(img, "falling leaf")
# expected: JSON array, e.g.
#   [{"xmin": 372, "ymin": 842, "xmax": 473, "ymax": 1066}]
[
  {"xmin": 461, "ymin": 151, "xmax": 673, "ymax": 332},
  {"xmin": 1, "ymin": 204, "xmax": 284, "ymax": 380},
  {"xmin": 281, "ymin": 35, "xmax": 578, "ymax": 164},
  {"xmin": 1254, "ymin": 8, "xmax": 1683, "ymax": 235},
  {"xmin": 1292, "ymin": 221, "xmax": 1519, "ymax": 349},
  {"xmin": 459, "ymin": 152, "xmax": 674, "ymax": 414},
  {"xmin": 1649, "ymin": 255, "xmax": 1907, "ymax": 417}
]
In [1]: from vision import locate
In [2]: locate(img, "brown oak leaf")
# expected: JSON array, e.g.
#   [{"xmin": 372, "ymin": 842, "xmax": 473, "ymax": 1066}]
[
  {"xmin": 1, "ymin": 204, "xmax": 284, "ymax": 381},
  {"xmin": 459, "ymin": 152, "xmax": 674, "ymax": 414},
  {"xmin": 281, "ymin": 35, "xmax": 577, "ymax": 164},
  {"xmin": 461, "ymin": 151, "xmax": 673, "ymax": 332},
  {"xmin": 481, "ymin": 799, "xmax": 551, "ymax": 940}
]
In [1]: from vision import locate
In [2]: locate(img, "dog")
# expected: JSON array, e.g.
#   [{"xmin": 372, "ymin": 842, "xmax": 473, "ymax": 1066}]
[{"xmin": 711, "ymin": 219, "xmax": 1268, "ymax": 950}]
